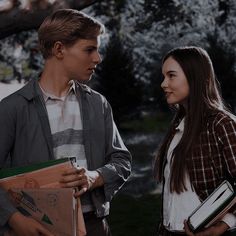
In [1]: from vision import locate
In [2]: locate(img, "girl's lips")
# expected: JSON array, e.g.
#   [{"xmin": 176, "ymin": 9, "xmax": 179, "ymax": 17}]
[{"xmin": 165, "ymin": 92, "xmax": 172, "ymax": 97}]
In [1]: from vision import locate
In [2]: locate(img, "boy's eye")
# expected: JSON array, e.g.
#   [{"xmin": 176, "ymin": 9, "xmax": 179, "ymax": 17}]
[{"xmin": 86, "ymin": 49, "xmax": 93, "ymax": 52}]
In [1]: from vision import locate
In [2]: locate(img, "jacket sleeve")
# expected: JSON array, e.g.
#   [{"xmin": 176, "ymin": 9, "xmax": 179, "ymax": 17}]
[
  {"xmin": 0, "ymin": 99, "xmax": 18, "ymax": 227},
  {"xmin": 216, "ymin": 118, "xmax": 236, "ymax": 178},
  {"xmin": 96, "ymin": 99, "xmax": 132, "ymax": 202},
  {"xmin": 216, "ymin": 117, "xmax": 236, "ymax": 218}
]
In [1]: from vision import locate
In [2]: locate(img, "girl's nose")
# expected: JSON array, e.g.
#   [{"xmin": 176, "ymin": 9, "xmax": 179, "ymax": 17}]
[{"xmin": 161, "ymin": 77, "xmax": 168, "ymax": 89}]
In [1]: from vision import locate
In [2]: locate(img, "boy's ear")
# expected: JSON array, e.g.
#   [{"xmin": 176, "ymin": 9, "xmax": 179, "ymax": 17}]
[{"xmin": 52, "ymin": 41, "xmax": 65, "ymax": 59}]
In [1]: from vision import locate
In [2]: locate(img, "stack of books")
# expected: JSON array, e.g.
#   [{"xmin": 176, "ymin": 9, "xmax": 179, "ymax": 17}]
[
  {"xmin": 187, "ymin": 180, "xmax": 236, "ymax": 232},
  {"xmin": 0, "ymin": 158, "xmax": 86, "ymax": 236}
]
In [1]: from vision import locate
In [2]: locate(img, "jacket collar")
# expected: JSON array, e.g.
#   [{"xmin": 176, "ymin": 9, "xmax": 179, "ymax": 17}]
[
  {"xmin": 17, "ymin": 79, "xmax": 92, "ymax": 101},
  {"xmin": 74, "ymin": 80, "xmax": 92, "ymax": 95},
  {"xmin": 17, "ymin": 79, "xmax": 41, "ymax": 100}
]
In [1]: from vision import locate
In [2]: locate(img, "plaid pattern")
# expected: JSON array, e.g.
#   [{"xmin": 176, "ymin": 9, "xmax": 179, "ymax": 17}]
[
  {"xmin": 158, "ymin": 111, "xmax": 236, "ymax": 235},
  {"xmin": 187, "ymin": 111, "xmax": 236, "ymax": 201}
]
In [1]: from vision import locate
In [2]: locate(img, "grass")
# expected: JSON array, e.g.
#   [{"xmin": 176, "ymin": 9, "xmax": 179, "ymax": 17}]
[
  {"xmin": 119, "ymin": 112, "xmax": 171, "ymax": 133},
  {"xmin": 108, "ymin": 194, "xmax": 162, "ymax": 236}
]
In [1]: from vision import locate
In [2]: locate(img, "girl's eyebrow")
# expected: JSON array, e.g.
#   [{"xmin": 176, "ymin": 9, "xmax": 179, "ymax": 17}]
[{"xmin": 166, "ymin": 70, "xmax": 177, "ymax": 74}]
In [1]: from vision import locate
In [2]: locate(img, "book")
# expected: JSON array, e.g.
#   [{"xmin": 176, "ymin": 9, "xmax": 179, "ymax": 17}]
[
  {"xmin": 6, "ymin": 188, "xmax": 77, "ymax": 236},
  {"xmin": 0, "ymin": 158, "xmax": 86, "ymax": 236},
  {"xmin": 187, "ymin": 180, "xmax": 236, "ymax": 232}
]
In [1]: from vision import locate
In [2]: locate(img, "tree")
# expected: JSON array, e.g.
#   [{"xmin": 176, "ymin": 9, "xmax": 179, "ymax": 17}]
[
  {"xmin": 0, "ymin": 0, "xmax": 99, "ymax": 83},
  {"xmin": 94, "ymin": 36, "xmax": 143, "ymax": 123},
  {"xmin": 85, "ymin": 0, "xmax": 236, "ymax": 113},
  {"xmin": 207, "ymin": 35, "xmax": 236, "ymax": 111},
  {"xmin": 0, "ymin": 0, "xmax": 99, "ymax": 39}
]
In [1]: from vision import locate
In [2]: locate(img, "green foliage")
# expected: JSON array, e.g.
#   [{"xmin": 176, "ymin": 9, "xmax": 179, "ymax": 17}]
[
  {"xmin": 207, "ymin": 35, "xmax": 236, "ymax": 111},
  {"xmin": 108, "ymin": 194, "xmax": 161, "ymax": 236},
  {"xmin": 0, "ymin": 61, "xmax": 35, "ymax": 81},
  {"xmin": 0, "ymin": 64, "xmax": 12, "ymax": 81},
  {"xmin": 119, "ymin": 112, "xmax": 171, "ymax": 133},
  {"xmin": 114, "ymin": 0, "xmax": 127, "ymax": 11},
  {"xmin": 140, "ymin": 0, "xmax": 184, "ymax": 29},
  {"xmin": 95, "ymin": 36, "xmax": 143, "ymax": 122}
]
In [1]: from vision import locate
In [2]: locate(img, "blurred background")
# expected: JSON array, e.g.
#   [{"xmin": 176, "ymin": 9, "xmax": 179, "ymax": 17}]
[{"xmin": 1, "ymin": 0, "xmax": 236, "ymax": 235}]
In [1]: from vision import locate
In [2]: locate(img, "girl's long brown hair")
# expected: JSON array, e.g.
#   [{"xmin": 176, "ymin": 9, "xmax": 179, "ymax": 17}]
[{"xmin": 154, "ymin": 46, "xmax": 231, "ymax": 193}]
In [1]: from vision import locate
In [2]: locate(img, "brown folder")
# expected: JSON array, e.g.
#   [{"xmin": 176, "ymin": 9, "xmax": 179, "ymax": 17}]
[{"xmin": 0, "ymin": 159, "xmax": 86, "ymax": 236}]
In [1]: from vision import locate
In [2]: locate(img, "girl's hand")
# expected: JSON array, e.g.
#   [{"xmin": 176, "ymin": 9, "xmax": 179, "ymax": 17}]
[{"xmin": 184, "ymin": 220, "xmax": 229, "ymax": 236}]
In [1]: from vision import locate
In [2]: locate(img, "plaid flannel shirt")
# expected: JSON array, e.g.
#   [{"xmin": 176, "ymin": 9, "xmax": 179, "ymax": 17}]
[
  {"xmin": 158, "ymin": 111, "xmax": 236, "ymax": 235},
  {"xmin": 187, "ymin": 111, "xmax": 236, "ymax": 201}
]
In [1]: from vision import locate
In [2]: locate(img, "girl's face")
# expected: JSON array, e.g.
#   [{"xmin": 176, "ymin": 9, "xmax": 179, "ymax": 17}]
[{"xmin": 161, "ymin": 56, "xmax": 190, "ymax": 105}]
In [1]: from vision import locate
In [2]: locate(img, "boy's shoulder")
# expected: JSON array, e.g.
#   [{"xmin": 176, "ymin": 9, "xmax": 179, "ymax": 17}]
[
  {"xmin": 75, "ymin": 81, "xmax": 107, "ymax": 103},
  {"xmin": 0, "ymin": 80, "xmax": 35, "ymax": 108}
]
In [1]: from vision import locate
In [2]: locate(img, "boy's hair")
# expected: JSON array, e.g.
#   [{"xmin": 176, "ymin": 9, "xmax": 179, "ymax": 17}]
[{"xmin": 38, "ymin": 9, "xmax": 105, "ymax": 59}]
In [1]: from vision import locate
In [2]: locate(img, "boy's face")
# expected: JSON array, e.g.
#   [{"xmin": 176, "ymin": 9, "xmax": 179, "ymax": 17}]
[{"xmin": 61, "ymin": 37, "xmax": 101, "ymax": 82}]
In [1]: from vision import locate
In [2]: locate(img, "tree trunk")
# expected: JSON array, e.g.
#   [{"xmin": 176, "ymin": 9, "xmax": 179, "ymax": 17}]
[{"xmin": 0, "ymin": 0, "xmax": 98, "ymax": 39}]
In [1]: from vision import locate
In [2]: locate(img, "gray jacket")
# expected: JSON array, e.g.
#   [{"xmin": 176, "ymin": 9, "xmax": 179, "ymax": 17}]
[{"xmin": 0, "ymin": 79, "xmax": 131, "ymax": 227}]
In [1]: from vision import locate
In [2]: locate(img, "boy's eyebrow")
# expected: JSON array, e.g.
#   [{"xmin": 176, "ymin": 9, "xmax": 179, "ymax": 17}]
[{"xmin": 85, "ymin": 45, "xmax": 98, "ymax": 49}]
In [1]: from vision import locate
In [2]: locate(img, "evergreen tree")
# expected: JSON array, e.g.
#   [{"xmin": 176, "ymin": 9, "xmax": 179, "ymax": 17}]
[
  {"xmin": 207, "ymin": 35, "xmax": 236, "ymax": 112},
  {"xmin": 94, "ymin": 36, "xmax": 143, "ymax": 123}
]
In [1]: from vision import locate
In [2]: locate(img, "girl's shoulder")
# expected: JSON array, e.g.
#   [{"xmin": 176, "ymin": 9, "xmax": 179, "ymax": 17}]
[{"xmin": 208, "ymin": 110, "xmax": 236, "ymax": 130}]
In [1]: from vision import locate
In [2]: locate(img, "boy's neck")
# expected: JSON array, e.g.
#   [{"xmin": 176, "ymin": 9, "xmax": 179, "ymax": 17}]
[{"xmin": 39, "ymin": 60, "xmax": 71, "ymax": 98}]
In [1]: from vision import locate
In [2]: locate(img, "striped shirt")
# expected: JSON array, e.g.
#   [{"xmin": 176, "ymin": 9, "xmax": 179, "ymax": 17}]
[
  {"xmin": 39, "ymin": 80, "xmax": 94, "ymax": 212},
  {"xmin": 40, "ymin": 80, "xmax": 87, "ymax": 168}
]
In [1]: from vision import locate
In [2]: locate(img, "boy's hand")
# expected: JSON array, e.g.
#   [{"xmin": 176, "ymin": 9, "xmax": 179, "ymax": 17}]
[
  {"xmin": 60, "ymin": 167, "xmax": 104, "ymax": 197},
  {"xmin": 8, "ymin": 212, "xmax": 54, "ymax": 236},
  {"xmin": 184, "ymin": 220, "xmax": 229, "ymax": 236}
]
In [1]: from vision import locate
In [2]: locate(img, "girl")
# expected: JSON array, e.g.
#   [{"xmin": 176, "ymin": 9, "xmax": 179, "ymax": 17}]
[{"xmin": 154, "ymin": 46, "xmax": 236, "ymax": 236}]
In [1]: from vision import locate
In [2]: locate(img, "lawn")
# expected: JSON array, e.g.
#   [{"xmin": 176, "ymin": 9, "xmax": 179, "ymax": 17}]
[{"xmin": 108, "ymin": 194, "xmax": 161, "ymax": 236}]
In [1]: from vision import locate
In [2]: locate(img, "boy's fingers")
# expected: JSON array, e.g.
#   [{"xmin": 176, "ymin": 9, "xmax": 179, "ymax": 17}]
[{"xmin": 74, "ymin": 187, "xmax": 88, "ymax": 197}]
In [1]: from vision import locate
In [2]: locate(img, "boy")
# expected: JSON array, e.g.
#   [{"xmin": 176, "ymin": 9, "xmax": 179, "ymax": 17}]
[{"xmin": 0, "ymin": 9, "xmax": 131, "ymax": 236}]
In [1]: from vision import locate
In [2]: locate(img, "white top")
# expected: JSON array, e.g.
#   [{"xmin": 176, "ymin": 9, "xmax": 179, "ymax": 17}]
[{"xmin": 163, "ymin": 118, "xmax": 236, "ymax": 232}]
